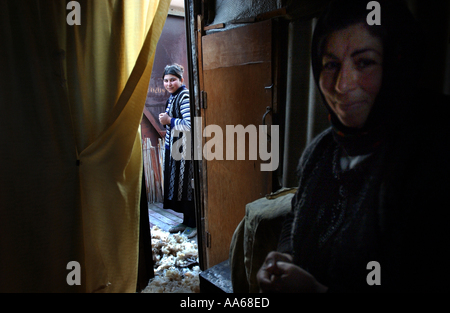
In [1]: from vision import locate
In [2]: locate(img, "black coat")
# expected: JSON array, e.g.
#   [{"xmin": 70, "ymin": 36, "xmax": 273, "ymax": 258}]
[{"xmin": 278, "ymin": 91, "xmax": 450, "ymax": 292}]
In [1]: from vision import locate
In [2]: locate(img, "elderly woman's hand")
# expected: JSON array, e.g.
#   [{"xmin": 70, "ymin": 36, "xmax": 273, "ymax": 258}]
[{"xmin": 257, "ymin": 251, "xmax": 328, "ymax": 293}]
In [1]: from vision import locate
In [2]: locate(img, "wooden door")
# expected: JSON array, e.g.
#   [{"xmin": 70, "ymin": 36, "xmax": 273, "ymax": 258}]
[{"xmin": 201, "ymin": 20, "xmax": 273, "ymax": 268}]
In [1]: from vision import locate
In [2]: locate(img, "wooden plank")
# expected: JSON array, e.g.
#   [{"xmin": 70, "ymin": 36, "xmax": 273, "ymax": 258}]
[
  {"xmin": 202, "ymin": 19, "xmax": 272, "ymax": 71},
  {"xmin": 149, "ymin": 202, "xmax": 182, "ymax": 217},
  {"xmin": 204, "ymin": 23, "xmax": 225, "ymax": 31},
  {"xmin": 143, "ymin": 110, "xmax": 166, "ymax": 138},
  {"xmin": 149, "ymin": 216, "xmax": 172, "ymax": 233},
  {"xmin": 150, "ymin": 205, "xmax": 183, "ymax": 223},
  {"xmin": 148, "ymin": 209, "xmax": 178, "ymax": 225}
]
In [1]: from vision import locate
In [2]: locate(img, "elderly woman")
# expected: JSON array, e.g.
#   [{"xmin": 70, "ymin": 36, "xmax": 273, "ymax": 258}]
[
  {"xmin": 257, "ymin": 0, "xmax": 450, "ymax": 292},
  {"xmin": 159, "ymin": 64, "xmax": 196, "ymax": 239}
]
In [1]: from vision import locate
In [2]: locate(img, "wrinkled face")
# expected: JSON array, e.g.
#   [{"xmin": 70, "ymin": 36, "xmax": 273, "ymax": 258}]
[
  {"xmin": 319, "ymin": 23, "xmax": 383, "ymax": 129},
  {"xmin": 164, "ymin": 74, "xmax": 183, "ymax": 94}
]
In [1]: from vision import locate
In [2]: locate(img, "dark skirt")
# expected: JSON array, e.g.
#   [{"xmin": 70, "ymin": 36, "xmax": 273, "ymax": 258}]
[{"xmin": 163, "ymin": 148, "xmax": 196, "ymax": 227}]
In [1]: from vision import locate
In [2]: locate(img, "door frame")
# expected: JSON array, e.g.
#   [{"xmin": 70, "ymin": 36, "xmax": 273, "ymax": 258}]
[{"xmin": 184, "ymin": 0, "xmax": 289, "ymax": 270}]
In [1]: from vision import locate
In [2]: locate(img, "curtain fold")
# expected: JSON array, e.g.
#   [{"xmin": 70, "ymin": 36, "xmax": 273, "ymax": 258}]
[{"xmin": 0, "ymin": 0, "xmax": 170, "ymax": 293}]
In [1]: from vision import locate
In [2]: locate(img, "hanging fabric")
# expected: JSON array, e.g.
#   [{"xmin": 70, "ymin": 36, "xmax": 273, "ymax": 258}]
[{"xmin": 0, "ymin": 0, "xmax": 171, "ymax": 293}]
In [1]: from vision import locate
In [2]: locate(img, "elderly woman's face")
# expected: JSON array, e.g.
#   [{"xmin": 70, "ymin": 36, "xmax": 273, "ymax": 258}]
[{"xmin": 319, "ymin": 23, "xmax": 383, "ymax": 129}]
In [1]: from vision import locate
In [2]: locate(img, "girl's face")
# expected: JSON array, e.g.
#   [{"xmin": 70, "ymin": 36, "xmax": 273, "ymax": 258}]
[
  {"xmin": 164, "ymin": 74, "xmax": 183, "ymax": 94},
  {"xmin": 319, "ymin": 23, "xmax": 383, "ymax": 129}
]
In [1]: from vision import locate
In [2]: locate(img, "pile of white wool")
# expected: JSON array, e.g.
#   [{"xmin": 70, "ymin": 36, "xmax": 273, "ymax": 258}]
[{"xmin": 142, "ymin": 226, "xmax": 201, "ymax": 293}]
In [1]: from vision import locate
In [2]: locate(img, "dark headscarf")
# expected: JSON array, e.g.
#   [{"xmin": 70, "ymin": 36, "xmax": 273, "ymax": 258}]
[
  {"xmin": 311, "ymin": 0, "xmax": 424, "ymax": 156},
  {"xmin": 163, "ymin": 63, "xmax": 184, "ymax": 80}
]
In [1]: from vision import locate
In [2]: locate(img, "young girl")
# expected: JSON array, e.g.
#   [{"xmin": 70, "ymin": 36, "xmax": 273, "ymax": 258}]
[{"xmin": 159, "ymin": 64, "xmax": 196, "ymax": 239}]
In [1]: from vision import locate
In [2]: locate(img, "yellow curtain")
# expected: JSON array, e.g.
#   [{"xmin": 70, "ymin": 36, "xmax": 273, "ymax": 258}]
[{"xmin": 0, "ymin": 0, "xmax": 170, "ymax": 293}]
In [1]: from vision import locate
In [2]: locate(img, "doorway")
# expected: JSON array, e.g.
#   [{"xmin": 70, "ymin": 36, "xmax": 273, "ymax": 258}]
[
  {"xmin": 186, "ymin": 1, "xmax": 289, "ymax": 271},
  {"xmin": 140, "ymin": 0, "xmax": 202, "ymax": 293}
]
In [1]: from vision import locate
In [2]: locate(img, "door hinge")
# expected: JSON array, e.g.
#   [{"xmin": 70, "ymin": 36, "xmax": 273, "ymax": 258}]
[
  {"xmin": 201, "ymin": 90, "xmax": 207, "ymax": 109},
  {"xmin": 205, "ymin": 231, "xmax": 211, "ymax": 248}
]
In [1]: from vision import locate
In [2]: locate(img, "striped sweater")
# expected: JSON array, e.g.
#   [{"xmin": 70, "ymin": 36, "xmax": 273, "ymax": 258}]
[{"xmin": 164, "ymin": 86, "xmax": 191, "ymax": 149}]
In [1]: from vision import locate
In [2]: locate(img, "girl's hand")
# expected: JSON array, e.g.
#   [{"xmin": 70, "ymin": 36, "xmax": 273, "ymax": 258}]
[{"xmin": 159, "ymin": 113, "xmax": 171, "ymax": 126}]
